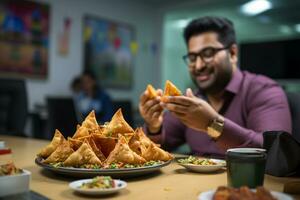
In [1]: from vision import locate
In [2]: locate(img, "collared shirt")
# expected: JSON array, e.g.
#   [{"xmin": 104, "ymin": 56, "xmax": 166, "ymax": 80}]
[{"xmin": 146, "ymin": 69, "xmax": 292, "ymax": 157}]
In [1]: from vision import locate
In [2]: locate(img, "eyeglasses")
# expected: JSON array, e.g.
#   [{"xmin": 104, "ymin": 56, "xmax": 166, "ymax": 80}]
[{"xmin": 183, "ymin": 46, "xmax": 230, "ymax": 65}]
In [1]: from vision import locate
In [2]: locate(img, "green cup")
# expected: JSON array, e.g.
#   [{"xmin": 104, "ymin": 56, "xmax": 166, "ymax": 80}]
[{"xmin": 226, "ymin": 148, "xmax": 267, "ymax": 188}]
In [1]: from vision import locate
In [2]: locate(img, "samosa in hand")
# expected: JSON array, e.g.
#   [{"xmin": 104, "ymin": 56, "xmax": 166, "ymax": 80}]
[
  {"xmin": 162, "ymin": 80, "xmax": 182, "ymax": 102},
  {"xmin": 146, "ymin": 84, "xmax": 158, "ymax": 99}
]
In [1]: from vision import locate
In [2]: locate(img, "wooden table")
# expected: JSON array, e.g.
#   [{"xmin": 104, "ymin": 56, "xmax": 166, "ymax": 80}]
[{"xmin": 1, "ymin": 135, "xmax": 299, "ymax": 200}]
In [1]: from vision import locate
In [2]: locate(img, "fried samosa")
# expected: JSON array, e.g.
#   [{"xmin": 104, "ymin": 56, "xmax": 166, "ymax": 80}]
[
  {"xmin": 142, "ymin": 143, "xmax": 173, "ymax": 161},
  {"xmin": 103, "ymin": 109, "xmax": 134, "ymax": 138},
  {"xmin": 162, "ymin": 80, "xmax": 182, "ymax": 102},
  {"xmin": 88, "ymin": 136, "xmax": 106, "ymax": 162},
  {"xmin": 104, "ymin": 135, "xmax": 146, "ymax": 166},
  {"xmin": 147, "ymin": 84, "xmax": 158, "ymax": 99},
  {"xmin": 63, "ymin": 141, "xmax": 102, "ymax": 167},
  {"xmin": 72, "ymin": 126, "xmax": 90, "ymax": 139},
  {"xmin": 129, "ymin": 128, "xmax": 156, "ymax": 155},
  {"xmin": 37, "ymin": 129, "xmax": 66, "ymax": 158},
  {"xmin": 81, "ymin": 110, "xmax": 98, "ymax": 130},
  {"xmin": 43, "ymin": 140, "xmax": 74, "ymax": 164},
  {"xmin": 92, "ymin": 134, "xmax": 118, "ymax": 158}
]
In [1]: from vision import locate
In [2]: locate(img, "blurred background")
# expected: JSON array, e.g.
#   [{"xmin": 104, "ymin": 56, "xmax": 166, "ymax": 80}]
[{"xmin": 0, "ymin": 0, "xmax": 300, "ymax": 139}]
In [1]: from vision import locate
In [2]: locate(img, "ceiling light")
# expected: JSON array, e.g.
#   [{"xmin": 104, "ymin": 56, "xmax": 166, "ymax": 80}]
[
  {"xmin": 295, "ymin": 24, "xmax": 300, "ymax": 33},
  {"xmin": 240, "ymin": 0, "xmax": 272, "ymax": 16},
  {"xmin": 176, "ymin": 19, "xmax": 190, "ymax": 28},
  {"xmin": 279, "ymin": 25, "xmax": 292, "ymax": 34}
]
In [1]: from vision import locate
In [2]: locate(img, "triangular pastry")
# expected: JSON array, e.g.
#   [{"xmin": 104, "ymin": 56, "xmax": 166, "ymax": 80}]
[
  {"xmin": 103, "ymin": 109, "xmax": 134, "ymax": 137},
  {"xmin": 142, "ymin": 143, "xmax": 173, "ymax": 161},
  {"xmin": 92, "ymin": 134, "xmax": 118, "ymax": 158},
  {"xmin": 129, "ymin": 128, "xmax": 156, "ymax": 155},
  {"xmin": 37, "ymin": 129, "xmax": 66, "ymax": 158},
  {"xmin": 162, "ymin": 80, "xmax": 182, "ymax": 102},
  {"xmin": 43, "ymin": 140, "xmax": 74, "ymax": 164},
  {"xmin": 88, "ymin": 136, "xmax": 106, "ymax": 162},
  {"xmin": 63, "ymin": 141, "xmax": 102, "ymax": 167},
  {"xmin": 81, "ymin": 110, "xmax": 98, "ymax": 130},
  {"xmin": 72, "ymin": 126, "xmax": 90, "ymax": 139},
  {"xmin": 147, "ymin": 84, "xmax": 157, "ymax": 99},
  {"xmin": 104, "ymin": 135, "xmax": 146, "ymax": 166}
]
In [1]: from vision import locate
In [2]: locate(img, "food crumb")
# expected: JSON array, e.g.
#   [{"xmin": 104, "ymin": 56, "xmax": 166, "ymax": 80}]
[{"xmin": 164, "ymin": 187, "xmax": 172, "ymax": 191}]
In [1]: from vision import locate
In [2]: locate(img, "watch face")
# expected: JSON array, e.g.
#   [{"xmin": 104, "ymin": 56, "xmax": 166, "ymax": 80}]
[{"xmin": 207, "ymin": 117, "xmax": 224, "ymax": 139}]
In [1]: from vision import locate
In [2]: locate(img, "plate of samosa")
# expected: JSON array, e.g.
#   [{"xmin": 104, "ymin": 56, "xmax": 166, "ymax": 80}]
[{"xmin": 35, "ymin": 109, "xmax": 173, "ymax": 178}]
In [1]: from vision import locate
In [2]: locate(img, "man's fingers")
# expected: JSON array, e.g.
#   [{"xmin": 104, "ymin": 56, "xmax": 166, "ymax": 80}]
[
  {"xmin": 164, "ymin": 103, "xmax": 188, "ymax": 114},
  {"xmin": 140, "ymin": 90, "xmax": 149, "ymax": 105},
  {"xmin": 166, "ymin": 96, "xmax": 191, "ymax": 106}
]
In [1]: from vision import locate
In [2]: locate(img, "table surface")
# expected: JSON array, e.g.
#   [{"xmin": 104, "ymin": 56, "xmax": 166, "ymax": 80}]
[{"xmin": 1, "ymin": 135, "xmax": 300, "ymax": 200}]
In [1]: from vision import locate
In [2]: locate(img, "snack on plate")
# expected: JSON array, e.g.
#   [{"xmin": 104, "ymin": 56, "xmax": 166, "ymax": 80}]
[
  {"xmin": 0, "ymin": 162, "xmax": 22, "ymax": 176},
  {"xmin": 37, "ymin": 129, "xmax": 65, "ymax": 158},
  {"xmin": 178, "ymin": 156, "xmax": 219, "ymax": 165},
  {"xmin": 213, "ymin": 186, "xmax": 277, "ymax": 200},
  {"xmin": 37, "ymin": 109, "xmax": 173, "ymax": 169},
  {"xmin": 79, "ymin": 176, "xmax": 115, "ymax": 189}
]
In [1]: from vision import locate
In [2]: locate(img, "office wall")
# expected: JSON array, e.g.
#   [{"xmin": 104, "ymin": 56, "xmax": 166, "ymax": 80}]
[{"xmin": 27, "ymin": 0, "xmax": 162, "ymax": 111}]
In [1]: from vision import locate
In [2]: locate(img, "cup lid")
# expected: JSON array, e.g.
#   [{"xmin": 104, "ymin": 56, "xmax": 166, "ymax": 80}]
[
  {"xmin": 226, "ymin": 148, "xmax": 267, "ymax": 161},
  {"xmin": 227, "ymin": 148, "xmax": 266, "ymax": 153}
]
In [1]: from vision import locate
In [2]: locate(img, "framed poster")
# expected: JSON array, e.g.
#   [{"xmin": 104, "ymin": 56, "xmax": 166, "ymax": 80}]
[
  {"xmin": 83, "ymin": 15, "xmax": 135, "ymax": 89},
  {"xmin": 0, "ymin": 0, "xmax": 49, "ymax": 79}
]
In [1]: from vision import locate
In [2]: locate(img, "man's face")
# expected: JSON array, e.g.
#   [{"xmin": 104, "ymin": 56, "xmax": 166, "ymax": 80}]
[{"xmin": 187, "ymin": 32, "xmax": 236, "ymax": 94}]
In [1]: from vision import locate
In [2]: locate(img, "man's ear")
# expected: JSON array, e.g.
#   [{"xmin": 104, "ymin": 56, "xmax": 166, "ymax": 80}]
[{"xmin": 229, "ymin": 44, "xmax": 238, "ymax": 64}]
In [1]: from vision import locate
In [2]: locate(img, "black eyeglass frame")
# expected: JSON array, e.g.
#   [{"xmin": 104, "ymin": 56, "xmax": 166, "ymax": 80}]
[{"xmin": 182, "ymin": 45, "xmax": 231, "ymax": 65}]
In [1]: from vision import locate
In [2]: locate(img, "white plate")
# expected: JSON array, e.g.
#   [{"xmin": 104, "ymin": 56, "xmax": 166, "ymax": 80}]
[
  {"xmin": 178, "ymin": 159, "xmax": 226, "ymax": 173},
  {"xmin": 69, "ymin": 178, "xmax": 127, "ymax": 195},
  {"xmin": 198, "ymin": 189, "xmax": 293, "ymax": 200}
]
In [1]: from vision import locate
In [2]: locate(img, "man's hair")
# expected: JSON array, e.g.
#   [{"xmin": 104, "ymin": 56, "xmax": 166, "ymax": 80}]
[{"xmin": 183, "ymin": 16, "xmax": 236, "ymax": 47}]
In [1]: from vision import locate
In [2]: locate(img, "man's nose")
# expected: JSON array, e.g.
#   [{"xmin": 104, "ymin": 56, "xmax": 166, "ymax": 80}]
[{"xmin": 194, "ymin": 56, "xmax": 205, "ymax": 70}]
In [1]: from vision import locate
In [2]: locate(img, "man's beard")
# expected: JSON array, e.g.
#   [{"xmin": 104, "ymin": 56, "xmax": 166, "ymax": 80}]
[{"xmin": 192, "ymin": 62, "xmax": 233, "ymax": 95}]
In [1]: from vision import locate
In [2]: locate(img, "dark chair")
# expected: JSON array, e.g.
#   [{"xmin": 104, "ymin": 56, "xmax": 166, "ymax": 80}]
[
  {"xmin": 286, "ymin": 92, "xmax": 300, "ymax": 143},
  {"xmin": 46, "ymin": 97, "xmax": 79, "ymax": 139},
  {"xmin": 0, "ymin": 79, "xmax": 28, "ymax": 136},
  {"xmin": 112, "ymin": 100, "xmax": 133, "ymax": 127}
]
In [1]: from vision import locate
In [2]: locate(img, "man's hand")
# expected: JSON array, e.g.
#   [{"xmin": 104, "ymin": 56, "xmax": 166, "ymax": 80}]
[
  {"xmin": 161, "ymin": 88, "xmax": 219, "ymax": 132},
  {"xmin": 139, "ymin": 89, "xmax": 164, "ymax": 133}
]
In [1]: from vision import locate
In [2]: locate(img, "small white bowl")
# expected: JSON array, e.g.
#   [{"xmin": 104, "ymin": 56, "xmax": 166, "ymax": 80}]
[
  {"xmin": 69, "ymin": 178, "xmax": 127, "ymax": 195},
  {"xmin": 0, "ymin": 169, "xmax": 31, "ymax": 197},
  {"xmin": 178, "ymin": 159, "xmax": 226, "ymax": 173}
]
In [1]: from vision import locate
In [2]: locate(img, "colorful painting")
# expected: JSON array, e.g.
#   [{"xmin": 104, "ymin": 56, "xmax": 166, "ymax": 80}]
[
  {"xmin": 0, "ymin": 0, "xmax": 49, "ymax": 79},
  {"xmin": 84, "ymin": 15, "xmax": 135, "ymax": 89}
]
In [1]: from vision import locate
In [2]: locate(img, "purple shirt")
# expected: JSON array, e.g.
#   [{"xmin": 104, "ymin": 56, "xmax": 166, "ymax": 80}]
[{"xmin": 146, "ymin": 70, "xmax": 292, "ymax": 157}]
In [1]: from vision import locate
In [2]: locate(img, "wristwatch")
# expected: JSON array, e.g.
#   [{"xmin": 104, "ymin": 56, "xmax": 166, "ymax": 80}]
[{"xmin": 207, "ymin": 115, "xmax": 224, "ymax": 139}]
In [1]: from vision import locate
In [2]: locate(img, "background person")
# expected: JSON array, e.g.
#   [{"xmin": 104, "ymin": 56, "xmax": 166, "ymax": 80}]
[{"xmin": 76, "ymin": 70, "xmax": 114, "ymax": 124}]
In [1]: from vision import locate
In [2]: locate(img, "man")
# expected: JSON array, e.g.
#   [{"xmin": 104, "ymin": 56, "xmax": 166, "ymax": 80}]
[{"xmin": 139, "ymin": 16, "xmax": 291, "ymax": 157}]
